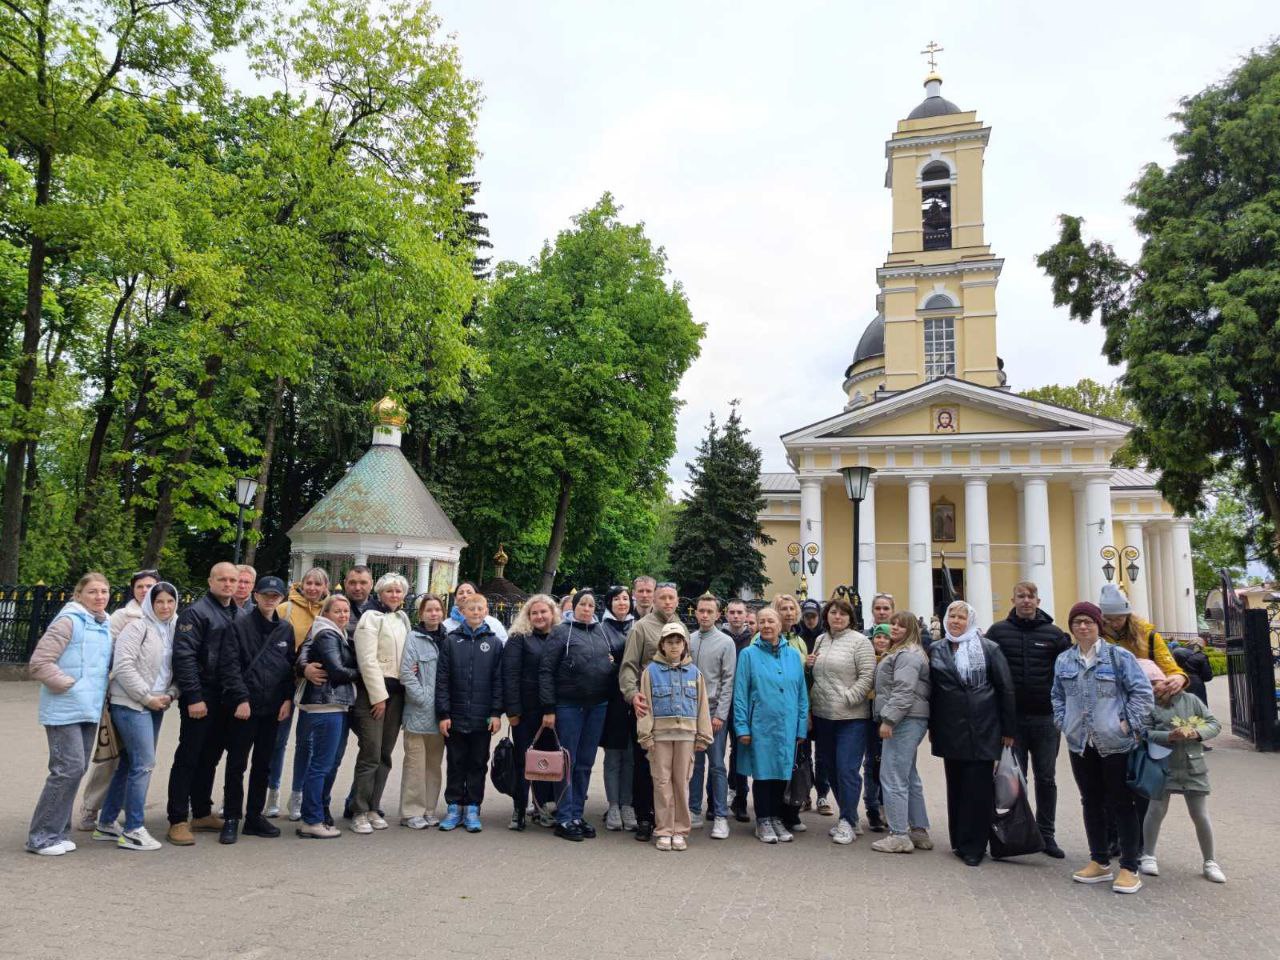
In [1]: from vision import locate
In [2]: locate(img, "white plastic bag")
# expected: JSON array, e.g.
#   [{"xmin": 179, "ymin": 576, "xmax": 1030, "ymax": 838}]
[{"xmin": 993, "ymin": 745, "xmax": 1025, "ymax": 815}]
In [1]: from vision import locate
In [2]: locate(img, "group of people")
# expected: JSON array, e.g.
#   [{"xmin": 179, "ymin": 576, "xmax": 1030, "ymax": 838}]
[{"xmin": 24, "ymin": 564, "xmax": 1226, "ymax": 893}]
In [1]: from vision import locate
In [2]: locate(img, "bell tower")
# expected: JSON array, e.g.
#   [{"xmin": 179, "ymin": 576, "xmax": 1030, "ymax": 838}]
[{"xmin": 876, "ymin": 44, "xmax": 1004, "ymax": 394}]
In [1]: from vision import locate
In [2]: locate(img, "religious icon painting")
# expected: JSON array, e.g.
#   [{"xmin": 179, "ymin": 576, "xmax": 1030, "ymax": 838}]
[
  {"xmin": 931, "ymin": 405, "xmax": 958, "ymax": 434},
  {"xmin": 932, "ymin": 498, "xmax": 956, "ymax": 543}
]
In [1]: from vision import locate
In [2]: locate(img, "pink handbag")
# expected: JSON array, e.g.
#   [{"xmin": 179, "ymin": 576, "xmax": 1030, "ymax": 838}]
[{"xmin": 525, "ymin": 726, "xmax": 570, "ymax": 782}]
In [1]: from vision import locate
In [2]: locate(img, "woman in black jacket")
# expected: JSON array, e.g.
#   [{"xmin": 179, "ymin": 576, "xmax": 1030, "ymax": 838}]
[
  {"xmin": 539, "ymin": 590, "xmax": 615, "ymax": 842},
  {"xmin": 218, "ymin": 576, "xmax": 297, "ymax": 844},
  {"xmin": 929, "ymin": 600, "xmax": 1017, "ymax": 866},
  {"xmin": 502, "ymin": 594, "xmax": 559, "ymax": 830},
  {"xmin": 599, "ymin": 586, "xmax": 636, "ymax": 831},
  {"xmin": 296, "ymin": 595, "xmax": 359, "ymax": 838}
]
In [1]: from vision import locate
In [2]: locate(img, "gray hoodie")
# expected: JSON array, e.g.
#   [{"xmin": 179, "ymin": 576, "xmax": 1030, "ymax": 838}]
[{"xmin": 689, "ymin": 626, "xmax": 736, "ymax": 724}]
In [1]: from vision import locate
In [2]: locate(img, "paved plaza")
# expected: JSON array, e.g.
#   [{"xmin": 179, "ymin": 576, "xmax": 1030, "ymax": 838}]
[{"xmin": 0, "ymin": 679, "xmax": 1277, "ymax": 960}]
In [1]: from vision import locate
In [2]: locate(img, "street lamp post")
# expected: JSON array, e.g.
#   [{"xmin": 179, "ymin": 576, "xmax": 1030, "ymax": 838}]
[
  {"xmin": 839, "ymin": 465, "xmax": 876, "ymax": 630},
  {"xmin": 233, "ymin": 476, "xmax": 259, "ymax": 565},
  {"xmin": 1100, "ymin": 545, "xmax": 1140, "ymax": 589}
]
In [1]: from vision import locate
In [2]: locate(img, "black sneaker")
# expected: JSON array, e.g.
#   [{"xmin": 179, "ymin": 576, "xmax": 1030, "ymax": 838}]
[
  {"xmin": 732, "ymin": 805, "xmax": 751, "ymax": 823},
  {"xmin": 509, "ymin": 811, "xmax": 526, "ymax": 832},
  {"xmin": 219, "ymin": 819, "xmax": 240, "ymax": 845},
  {"xmin": 1042, "ymin": 838, "xmax": 1065, "ymax": 859},
  {"xmin": 577, "ymin": 820, "xmax": 596, "ymax": 839},
  {"xmin": 867, "ymin": 808, "xmax": 886, "ymax": 833},
  {"xmin": 243, "ymin": 814, "xmax": 281, "ymax": 838},
  {"xmin": 634, "ymin": 821, "xmax": 654, "ymax": 842},
  {"xmin": 554, "ymin": 821, "xmax": 584, "ymax": 842}
]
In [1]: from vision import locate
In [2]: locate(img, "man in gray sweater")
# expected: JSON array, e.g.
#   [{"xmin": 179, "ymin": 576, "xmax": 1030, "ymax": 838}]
[{"xmin": 688, "ymin": 593, "xmax": 736, "ymax": 839}]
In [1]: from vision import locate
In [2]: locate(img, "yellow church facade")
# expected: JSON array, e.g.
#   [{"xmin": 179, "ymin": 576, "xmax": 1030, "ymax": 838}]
[{"xmin": 758, "ymin": 71, "xmax": 1198, "ymax": 634}]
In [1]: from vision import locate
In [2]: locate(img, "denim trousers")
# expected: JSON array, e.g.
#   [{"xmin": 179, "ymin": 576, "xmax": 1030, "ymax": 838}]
[
  {"xmin": 689, "ymin": 724, "xmax": 729, "ymax": 817},
  {"xmin": 878, "ymin": 717, "xmax": 929, "ymax": 835},
  {"xmin": 812, "ymin": 716, "xmax": 869, "ymax": 824},
  {"xmin": 300, "ymin": 711, "xmax": 346, "ymax": 825},
  {"xmin": 1013, "ymin": 714, "xmax": 1061, "ymax": 841},
  {"xmin": 100, "ymin": 705, "xmax": 165, "ymax": 831},
  {"xmin": 863, "ymin": 729, "xmax": 883, "ymax": 813},
  {"xmin": 268, "ymin": 708, "xmax": 315, "ymax": 793},
  {"xmin": 603, "ymin": 744, "xmax": 634, "ymax": 808},
  {"xmin": 555, "ymin": 702, "xmax": 607, "ymax": 824},
  {"xmin": 27, "ymin": 722, "xmax": 97, "ymax": 851}
]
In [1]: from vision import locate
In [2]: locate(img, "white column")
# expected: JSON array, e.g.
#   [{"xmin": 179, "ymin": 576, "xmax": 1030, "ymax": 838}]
[
  {"xmin": 907, "ymin": 476, "xmax": 934, "ymax": 621},
  {"xmin": 1072, "ymin": 484, "xmax": 1089, "ymax": 606},
  {"xmin": 299, "ymin": 552, "xmax": 314, "ymax": 582},
  {"xmin": 964, "ymin": 474, "xmax": 994, "ymax": 629},
  {"xmin": 415, "ymin": 558, "xmax": 432, "ymax": 596},
  {"xmin": 1158, "ymin": 523, "xmax": 1177, "ymax": 632},
  {"xmin": 354, "ymin": 552, "xmax": 369, "ymax": 566},
  {"xmin": 1122, "ymin": 521, "xmax": 1152, "ymax": 622},
  {"xmin": 1022, "ymin": 476, "xmax": 1056, "ymax": 618},
  {"xmin": 858, "ymin": 479, "xmax": 877, "ymax": 610},
  {"xmin": 1171, "ymin": 519, "xmax": 1196, "ymax": 634},
  {"xmin": 1145, "ymin": 525, "xmax": 1167, "ymax": 630},
  {"xmin": 1083, "ymin": 474, "xmax": 1114, "ymax": 605},
  {"xmin": 799, "ymin": 476, "xmax": 825, "ymax": 601}
]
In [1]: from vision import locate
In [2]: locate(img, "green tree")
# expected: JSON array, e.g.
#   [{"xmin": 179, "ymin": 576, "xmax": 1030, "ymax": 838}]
[
  {"xmin": 1020, "ymin": 378, "xmax": 1139, "ymax": 467},
  {"xmin": 1036, "ymin": 43, "xmax": 1280, "ymax": 572},
  {"xmin": 466, "ymin": 194, "xmax": 703, "ymax": 593},
  {"xmin": 668, "ymin": 402, "xmax": 772, "ymax": 597}
]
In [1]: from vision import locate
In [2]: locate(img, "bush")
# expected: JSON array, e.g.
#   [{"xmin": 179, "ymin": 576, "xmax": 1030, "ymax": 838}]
[{"xmin": 1205, "ymin": 647, "xmax": 1228, "ymax": 677}]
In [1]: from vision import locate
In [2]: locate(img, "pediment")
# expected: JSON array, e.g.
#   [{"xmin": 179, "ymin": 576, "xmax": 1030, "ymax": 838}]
[{"xmin": 783, "ymin": 378, "xmax": 1130, "ymax": 445}]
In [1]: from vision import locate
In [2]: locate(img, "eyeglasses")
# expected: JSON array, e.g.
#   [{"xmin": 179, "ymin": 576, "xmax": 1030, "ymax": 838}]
[
  {"xmin": 1069, "ymin": 618, "xmax": 1098, "ymax": 628},
  {"xmin": 656, "ymin": 582, "xmax": 678, "ymax": 590}
]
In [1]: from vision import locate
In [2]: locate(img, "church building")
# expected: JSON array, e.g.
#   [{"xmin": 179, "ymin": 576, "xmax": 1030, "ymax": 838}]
[{"xmin": 758, "ymin": 66, "xmax": 1198, "ymax": 633}]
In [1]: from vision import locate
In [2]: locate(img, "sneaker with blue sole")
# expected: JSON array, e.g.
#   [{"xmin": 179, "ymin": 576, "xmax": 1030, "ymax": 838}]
[
  {"xmin": 438, "ymin": 804, "xmax": 462, "ymax": 831},
  {"xmin": 463, "ymin": 805, "xmax": 482, "ymax": 833}
]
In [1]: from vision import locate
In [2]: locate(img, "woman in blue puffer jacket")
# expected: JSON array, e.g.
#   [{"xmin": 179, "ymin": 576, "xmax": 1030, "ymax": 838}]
[{"xmin": 26, "ymin": 573, "xmax": 114, "ymax": 856}]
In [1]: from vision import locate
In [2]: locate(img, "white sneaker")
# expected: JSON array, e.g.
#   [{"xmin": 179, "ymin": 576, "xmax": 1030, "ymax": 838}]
[
  {"xmin": 62, "ymin": 839, "xmax": 77, "ymax": 852},
  {"xmin": 423, "ymin": 813, "xmax": 441, "ymax": 827},
  {"xmin": 117, "ymin": 827, "xmax": 162, "ymax": 852},
  {"xmin": 92, "ymin": 820, "xmax": 122, "ymax": 842},
  {"xmin": 1138, "ymin": 854, "xmax": 1160, "ymax": 876},
  {"xmin": 755, "ymin": 819, "xmax": 778, "ymax": 844},
  {"xmin": 30, "ymin": 840, "xmax": 72, "ymax": 856},
  {"xmin": 605, "ymin": 805, "xmax": 623, "ymax": 831},
  {"xmin": 401, "ymin": 816, "xmax": 429, "ymax": 830},
  {"xmin": 369, "ymin": 814, "xmax": 389, "ymax": 830},
  {"xmin": 621, "ymin": 805, "xmax": 638, "ymax": 831},
  {"xmin": 1203, "ymin": 860, "xmax": 1227, "ymax": 883},
  {"xmin": 287, "ymin": 791, "xmax": 303, "ymax": 822},
  {"xmin": 710, "ymin": 817, "xmax": 729, "ymax": 840},
  {"xmin": 264, "ymin": 788, "xmax": 281, "ymax": 818},
  {"xmin": 690, "ymin": 811, "xmax": 704, "ymax": 828},
  {"xmin": 815, "ymin": 796, "xmax": 834, "ymax": 816},
  {"xmin": 772, "ymin": 819, "xmax": 794, "ymax": 843},
  {"xmin": 831, "ymin": 818, "xmax": 855, "ymax": 845},
  {"xmin": 828, "ymin": 823, "xmax": 840, "ymax": 837},
  {"xmin": 350, "ymin": 813, "xmax": 374, "ymax": 835}
]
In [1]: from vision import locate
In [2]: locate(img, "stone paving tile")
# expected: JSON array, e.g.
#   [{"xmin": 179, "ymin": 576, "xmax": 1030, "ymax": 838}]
[{"xmin": 0, "ymin": 681, "xmax": 1277, "ymax": 960}]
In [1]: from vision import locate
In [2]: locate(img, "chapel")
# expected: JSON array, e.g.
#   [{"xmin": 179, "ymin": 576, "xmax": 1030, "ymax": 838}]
[{"xmin": 757, "ymin": 60, "xmax": 1197, "ymax": 632}]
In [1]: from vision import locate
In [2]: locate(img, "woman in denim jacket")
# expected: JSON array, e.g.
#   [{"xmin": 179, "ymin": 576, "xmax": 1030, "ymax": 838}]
[{"xmin": 1051, "ymin": 601, "xmax": 1154, "ymax": 895}]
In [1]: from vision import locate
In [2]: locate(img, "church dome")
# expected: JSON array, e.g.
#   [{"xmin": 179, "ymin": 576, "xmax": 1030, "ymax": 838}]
[
  {"xmin": 851, "ymin": 313, "xmax": 885, "ymax": 366},
  {"xmin": 907, "ymin": 73, "xmax": 961, "ymax": 120}
]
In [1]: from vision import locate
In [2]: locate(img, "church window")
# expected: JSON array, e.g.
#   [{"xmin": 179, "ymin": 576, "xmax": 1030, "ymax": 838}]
[
  {"xmin": 924, "ymin": 317, "xmax": 955, "ymax": 379},
  {"xmin": 922, "ymin": 185, "xmax": 952, "ymax": 250},
  {"xmin": 924, "ymin": 293, "xmax": 956, "ymax": 309},
  {"xmin": 921, "ymin": 161, "xmax": 950, "ymax": 181}
]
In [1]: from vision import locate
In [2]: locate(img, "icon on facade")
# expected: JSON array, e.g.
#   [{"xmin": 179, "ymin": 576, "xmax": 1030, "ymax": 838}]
[
  {"xmin": 932, "ymin": 406, "xmax": 958, "ymax": 433},
  {"xmin": 932, "ymin": 497, "xmax": 956, "ymax": 542}
]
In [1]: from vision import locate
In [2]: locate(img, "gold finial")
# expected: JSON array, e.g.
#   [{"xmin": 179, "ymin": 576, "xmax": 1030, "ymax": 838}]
[
  {"xmin": 920, "ymin": 40, "xmax": 944, "ymax": 75},
  {"xmin": 372, "ymin": 396, "xmax": 407, "ymax": 427},
  {"xmin": 493, "ymin": 543, "xmax": 509, "ymax": 566}
]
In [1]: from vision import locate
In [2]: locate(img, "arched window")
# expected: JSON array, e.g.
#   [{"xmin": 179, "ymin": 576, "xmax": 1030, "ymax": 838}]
[
  {"xmin": 921, "ymin": 161, "xmax": 950, "ymax": 182},
  {"xmin": 924, "ymin": 293, "xmax": 956, "ymax": 309},
  {"xmin": 922, "ymin": 185, "xmax": 951, "ymax": 250}
]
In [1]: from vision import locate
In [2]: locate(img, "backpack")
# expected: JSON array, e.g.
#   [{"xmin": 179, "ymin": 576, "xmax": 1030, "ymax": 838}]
[{"xmin": 489, "ymin": 734, "xmax": 518, "ymax": 797}]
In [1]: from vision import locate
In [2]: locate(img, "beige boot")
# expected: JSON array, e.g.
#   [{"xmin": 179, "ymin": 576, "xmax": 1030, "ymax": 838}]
[{"xmin": 166, "ymin": 822, "xmax": 195, "ymax": 846}]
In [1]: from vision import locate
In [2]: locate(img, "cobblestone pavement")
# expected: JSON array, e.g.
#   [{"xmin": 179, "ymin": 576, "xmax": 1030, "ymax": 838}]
[{"xmin": 0, "ymin": 680, "xmax": 1276, "ymax": 960}]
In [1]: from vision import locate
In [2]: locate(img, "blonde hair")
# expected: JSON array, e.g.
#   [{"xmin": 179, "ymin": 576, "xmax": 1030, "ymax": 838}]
[
  {"xmin": 74, "ymin": 572, "xmax": 110, "ymax": 597},
  {"xmin": 511, "ymin": 594, "xmax": 558, "ymax": 636},
  {"xmin": 302, "ymin": 566, "xmax": 330, "ymax": 587},
  {"xmin": 373, "ymin": 572, "xmax": 409, "ymax": 596},
  {"xmin": 321, "ymin": 594, "xmax": 351, "ymax": 617}
]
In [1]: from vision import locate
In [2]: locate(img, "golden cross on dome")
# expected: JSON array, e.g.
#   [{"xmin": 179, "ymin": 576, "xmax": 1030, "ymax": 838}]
[{"xmin": 920, "ymin": 40, "xmax": 944, "ymax": 73}]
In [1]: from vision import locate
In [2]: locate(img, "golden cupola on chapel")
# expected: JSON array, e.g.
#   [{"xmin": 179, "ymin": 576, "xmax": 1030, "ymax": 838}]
[{"xmin": 844, "ymin": 47, "xmax": 1005, "ymax": 409}]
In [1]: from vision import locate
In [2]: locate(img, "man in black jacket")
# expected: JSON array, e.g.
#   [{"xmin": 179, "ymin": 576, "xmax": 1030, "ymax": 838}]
[
  {"xmin": 217, "ymin": 577, "xmax": 296, "ymax": 844},
  {"xmin": 985, "ymin": 581, "xmax": 1070, "ymax": 858},
  {"xmin": 166, "ymin": 562, "xmax": 240, "ymax": 846},
  {"xmin": 435, "ymin": 594, "xmax": 503, "ymax": 832}
]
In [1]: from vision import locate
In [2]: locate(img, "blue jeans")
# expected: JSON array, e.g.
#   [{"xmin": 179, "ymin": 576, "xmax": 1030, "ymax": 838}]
[
  {"xmin": 603, "ymin": 745, "xmax": 633, "ymax": 807},
  {"xmin": 288, "ymin": 710, "xmax": 314, "ymax": 794},
  {"xmin": 301, "ymin": 711, "xmax": 346, "ymax": 825},
  {"xmin": 100, "ymin": 706, "xmax": 165, "ymax": 831},
  {"xmin": 555, "ymin": 702, "xmax": 607, "ymax": 824},
  {"xmin": 689, "ymin": 724, "xmax": 729, "ymax": 818},
  {"xmin": 269, "ymin": 709, "xmax": 311, "ymax": 792},
  {"xmin": 812, "ymin": 716, "xmax": 869, "ymax": 824},
  {"xmin": 879, "ymin": 717, "xmax": 929, "ymax": 835}
]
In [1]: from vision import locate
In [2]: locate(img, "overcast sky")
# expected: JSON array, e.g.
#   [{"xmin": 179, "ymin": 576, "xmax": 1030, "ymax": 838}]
[{"xmin": 413, "ymin": 3, "xmax": 1277, "ymax": 487}]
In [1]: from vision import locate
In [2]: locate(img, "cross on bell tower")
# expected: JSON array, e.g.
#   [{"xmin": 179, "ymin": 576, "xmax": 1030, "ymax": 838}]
[{"xmin": 920, "ymin": 40, "xmax": 944, "ymax": 73}]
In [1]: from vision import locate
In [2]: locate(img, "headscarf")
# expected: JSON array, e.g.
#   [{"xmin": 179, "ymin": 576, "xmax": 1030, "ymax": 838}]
[
  {"xmin": 143, "ymin": 582, "xmax": 179, "ymax": 694},
  {"xmin": 943, "ymin": 600, "xmax": 986, "ymax": 688}
]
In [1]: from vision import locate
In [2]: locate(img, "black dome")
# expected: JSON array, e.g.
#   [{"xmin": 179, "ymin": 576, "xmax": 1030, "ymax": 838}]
[
  {"xmin": 907, "ymin": 95, "xmax": 962, "ymax": 120},
  {"xmin": 851, "ymin": 314, "xmax": 884, "ymax": 367}
]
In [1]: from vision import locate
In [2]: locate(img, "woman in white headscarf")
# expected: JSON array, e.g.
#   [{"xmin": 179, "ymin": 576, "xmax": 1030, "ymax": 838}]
[{"xmin": 927, "ymin": 600, "xmax": 1016, "ymax": 866}]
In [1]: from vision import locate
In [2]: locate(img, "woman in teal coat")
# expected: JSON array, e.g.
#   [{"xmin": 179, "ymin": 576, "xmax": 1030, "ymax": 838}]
[{"xmin": 733, "ymin": 606, "xmax": 809, "ymax": 844}]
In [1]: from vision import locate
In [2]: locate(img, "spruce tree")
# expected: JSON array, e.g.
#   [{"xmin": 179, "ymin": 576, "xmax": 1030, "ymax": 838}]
[{"xmin": 668, "ymin": 401, "xmax": 773, "ymax": 597}]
